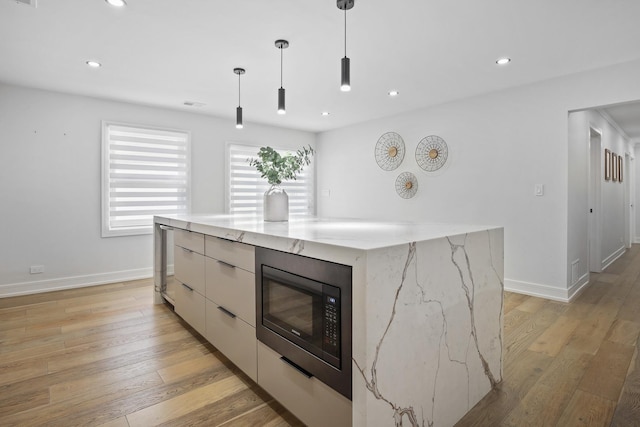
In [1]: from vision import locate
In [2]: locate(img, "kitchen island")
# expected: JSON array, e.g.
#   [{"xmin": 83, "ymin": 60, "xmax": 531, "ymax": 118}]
[{"xmin": 153, "ymin": 215, "xmax": 503, "ymax": 427}]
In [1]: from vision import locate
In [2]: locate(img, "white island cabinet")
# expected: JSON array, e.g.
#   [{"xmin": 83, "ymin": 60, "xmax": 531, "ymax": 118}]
[{"xmin": 154, "ymin": 215, "xmax": 504, "ymax": 427}]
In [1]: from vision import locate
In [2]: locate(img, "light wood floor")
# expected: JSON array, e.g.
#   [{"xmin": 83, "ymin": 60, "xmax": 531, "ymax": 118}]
[
  {"xmin": 2, "ymin": 246, "xmax": 640, "ymax": 427},
  {"xmin": 0, "ymin": 279, "xmax": 303, "ymax": 426},
  {"xmin": 456, "ymin": 244, "xmax": 640, "ymax": 427}
]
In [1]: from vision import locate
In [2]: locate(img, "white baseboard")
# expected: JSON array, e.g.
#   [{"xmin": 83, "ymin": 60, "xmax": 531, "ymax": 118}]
[
  {"xmin": 0, "ymin": 268, "xmax": 154, "ymax": 298},
  {"xmin": 567, "ymin": 272, "xmax": 590, "ymax": 302},
  {"xmin": 505, "ymin": 245, "xmax": 628, "ymax": 303},
  {"xmin": 504, "ymin": 278, "xmax": 570, "ymax": 302},
  {"xmin": 602, "ymin": 246, "xmax": 626, "ymax": 270},
  {"xmin": 634, "ymin": 237, "xmax": 640, "ymax": 244}
]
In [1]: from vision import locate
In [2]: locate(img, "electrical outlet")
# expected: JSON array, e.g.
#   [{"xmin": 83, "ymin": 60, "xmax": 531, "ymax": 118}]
[{"xmin": 30, "ymin": 265, "xmax": 44, "ymax": 274}]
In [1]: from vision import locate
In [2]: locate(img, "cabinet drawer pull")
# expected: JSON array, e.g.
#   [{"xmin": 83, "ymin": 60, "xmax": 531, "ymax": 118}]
[
  {"xmin": 217, "ymin": 260, "xmax": 236, "ymax": 269},
  {"xmin": 182, "ymin": 247, "xmax": 193, "ymax": 254},
  {"xmin": 181, "ymin": 283, "xmax": 194, "ymax": 292},
  {"xmin": 280, "ymin": 356, "xmax": 314, "ymax": 378},
  {"xmin": 217, "ymin": 306, "xmax": 237, "ymax": 319},
  {"xmin": 159, "ymin": 225, "xmax": 174, "ymax": 231}
]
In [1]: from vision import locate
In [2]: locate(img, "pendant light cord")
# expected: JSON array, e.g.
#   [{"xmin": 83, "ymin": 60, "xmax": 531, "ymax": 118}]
[
  {"xmin": 280, "ymin": 46, "xmax": 283, "ymax": 88},
  {"xmin": 238, "ymin": 73, "xmax": 241, "ymax": 107},
  {"xmin": 344, "ymin": 7, "xmax": 347, "ymax": 57}
]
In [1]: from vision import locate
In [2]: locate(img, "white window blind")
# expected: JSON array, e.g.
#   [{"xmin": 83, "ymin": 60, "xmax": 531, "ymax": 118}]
[
  {"xmin": 102, "ymin": 122, "xmax": 190, "ymax": 237},
  {"xmin": 227, "ymin": 143, "xmax": 315, "ymax": 216}
]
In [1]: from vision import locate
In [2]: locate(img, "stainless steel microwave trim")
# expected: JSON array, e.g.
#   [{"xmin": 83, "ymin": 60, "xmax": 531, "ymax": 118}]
[{"xmin": 255, "ymin": 247, "xmax": 352, "ymax": 400}]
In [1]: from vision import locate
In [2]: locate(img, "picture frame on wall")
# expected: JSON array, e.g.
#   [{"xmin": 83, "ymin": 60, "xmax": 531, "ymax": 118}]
[
  {"xmin": 605, "ymin": 149, "xmax": 611, "ymax": 181},
  {"xmin": 618, "ymin": 155, "xmax": 623, "ymax": 182},
  {"xmin": 612, "ymin": 153, "xmax": 618, "ymax": 182}
]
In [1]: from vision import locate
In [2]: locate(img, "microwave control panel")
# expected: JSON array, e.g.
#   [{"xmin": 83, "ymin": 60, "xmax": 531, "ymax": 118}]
[{"xmin": 324, "ymin": 296, "xmax": 339, "ymax": 355}]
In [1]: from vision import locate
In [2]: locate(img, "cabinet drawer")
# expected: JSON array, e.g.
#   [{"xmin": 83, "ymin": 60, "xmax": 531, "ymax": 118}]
[
  {"xmin": 205, "ymin": 257, "xmax": 256, "ymax": 326},
  {"xmin": 257, "ymin": 342, "xmax": 352, "ymax": 427},
  {"xmin": 205, "ymin": 236, "xmax": 255, "ymax": 273},
  {"xmin": 175, "ymin": 283, "xmax": 206, "ymax": 337},
  {"xmin": 174, "ymin": 246, "xmax": 205, "ymax": 295},
  {"xmin": 206, "ymin": 300, "xmax": 257, "ymax": 381},
  {"xmin": 175, "ymin": 229, "xmax": 205, "ymax": 254}
]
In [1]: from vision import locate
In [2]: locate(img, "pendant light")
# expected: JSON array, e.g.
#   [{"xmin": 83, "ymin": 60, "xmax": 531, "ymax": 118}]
[
  {"xmin": 233, "ymin": 68, "xmax": 245, "ymax": 129},
  {"xmin": 275, "ymin": 39, "xmax": 289, "ymax": 114},
  {"xmin": 337, "ymin": 0, "xmax": 354, "ymax": 92}
]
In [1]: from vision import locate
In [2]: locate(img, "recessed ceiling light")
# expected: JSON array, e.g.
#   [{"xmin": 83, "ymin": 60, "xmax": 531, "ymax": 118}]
[
  {"xmin": 85, "ymin": 60, "xmax": 102, "ymax": 68},
  {"xmin": 14, "ymin": 0, "xmax": 37, "ymax": 8},
  {"xmin": 496, "ymin": 57, "xmax": 511, "ymax": 66},
  {"xmin": 105, "ymin": 0, "xmax": 126, "ymax": 7},
  {"xmin": 321, "ymin": 112, "xmax": 330, "ymax": 116},
  {"xmin": 388, "ymin": 90, "xmax": 399, "ymax": 97}
]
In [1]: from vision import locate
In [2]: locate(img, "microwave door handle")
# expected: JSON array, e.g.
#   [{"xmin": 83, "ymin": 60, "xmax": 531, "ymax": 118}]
[{"xmin": 280, "ymin": 356, "xmax": 314, "ymax": 379}]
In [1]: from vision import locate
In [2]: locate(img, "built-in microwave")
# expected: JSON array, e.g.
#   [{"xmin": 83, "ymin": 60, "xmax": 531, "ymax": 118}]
[{"xmin": 255, "ymin": 247, "xmax": 352, "ymax": 400}]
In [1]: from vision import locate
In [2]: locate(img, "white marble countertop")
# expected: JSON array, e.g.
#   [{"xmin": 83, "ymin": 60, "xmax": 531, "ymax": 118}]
[{"xmin": 154, "ymin": 214, "xmax": 500, "ymax": 251}]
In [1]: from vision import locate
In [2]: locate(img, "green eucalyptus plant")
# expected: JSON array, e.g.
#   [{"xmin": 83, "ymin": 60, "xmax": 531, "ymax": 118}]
[{"xmin": 248, "ymin": 145, "xmax": 314, "ymax": 185}]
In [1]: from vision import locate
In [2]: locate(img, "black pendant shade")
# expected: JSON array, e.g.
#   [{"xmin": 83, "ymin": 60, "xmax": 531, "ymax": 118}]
[
  {"xmin": 278, "ymin": 87, "xmax": 286, "ymax": 115},
  {"xmin": 236, "ymin": 106, "xmax": 243, "ymax": 129},
  {"xmin": 341, "ymin": 57, "xmax": 350, "ymax": 92}
]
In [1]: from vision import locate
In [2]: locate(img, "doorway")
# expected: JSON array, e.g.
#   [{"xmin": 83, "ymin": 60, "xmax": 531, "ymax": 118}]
[
  {"xmin": 588, "ymin": 127, "xmax": 602, "ymax": 272},
  {"xmin": 624, "ymin": 153, "xmax": 633, "ymax": 248}
]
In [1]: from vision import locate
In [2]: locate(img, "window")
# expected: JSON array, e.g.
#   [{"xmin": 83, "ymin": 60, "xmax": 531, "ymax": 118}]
[
  {"xmin": 226, "ymin": 143, "xmax": 315, "ymax": 216},
  {"xmin": 102, "ymin": 122, "xmax": 190, "ymax": 237}
]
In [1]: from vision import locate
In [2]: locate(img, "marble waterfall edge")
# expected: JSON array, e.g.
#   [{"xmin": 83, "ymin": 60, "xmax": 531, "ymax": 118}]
[{"xmin": 352, "ymin": 229, "xmax": 503, "ymax": 427}]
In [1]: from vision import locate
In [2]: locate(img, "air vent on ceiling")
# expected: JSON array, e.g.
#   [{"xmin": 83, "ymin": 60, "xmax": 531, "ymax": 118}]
[
  {"xmin": 14, "ymin": 0, "xmax": 37, "ymax": 7},
  {"xmin": 183, "ymin": 101, "xmax": 206, "ymax": 108}
]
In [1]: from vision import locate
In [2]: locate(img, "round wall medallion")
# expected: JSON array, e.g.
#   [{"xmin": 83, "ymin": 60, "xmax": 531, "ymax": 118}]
[
  {"xmin": 375, "ymin": 132, "xmax": 405, "ymax": 171},
  {"xmin": 395, "ymin": 172, "xmax": 418, "ymax": 199},
  {"xmin": 416, "ymin": 135, "xmax": 448, "ymax": 172}
]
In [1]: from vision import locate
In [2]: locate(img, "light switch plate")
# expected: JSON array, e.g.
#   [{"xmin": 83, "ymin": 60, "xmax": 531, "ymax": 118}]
[{"xmin": 535, "ymin": 184, "xmax": 544, "ymax": 196}]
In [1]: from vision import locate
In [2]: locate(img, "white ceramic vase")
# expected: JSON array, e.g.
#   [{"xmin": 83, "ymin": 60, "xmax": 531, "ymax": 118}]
[{"xmin": 264, "ymin": 184, "xmax": 289, "ymax": 222}]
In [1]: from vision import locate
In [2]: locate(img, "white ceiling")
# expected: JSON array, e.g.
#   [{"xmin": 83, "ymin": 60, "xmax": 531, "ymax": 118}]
[{"xmin": 2, "ymin": 0, "xmax": 640, "ymax": 133}]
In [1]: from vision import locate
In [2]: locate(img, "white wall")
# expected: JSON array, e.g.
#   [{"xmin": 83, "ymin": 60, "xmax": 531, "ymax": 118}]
[
  {"xmin": 4, "ymin": 58, "xmax": 640, "ymax": 301},
  {"xmin": 317, "ymin": 58, "xmax": 640, "ymax": 301},
  {"xmin": 0, "ymin": 83, "xmax": 315, "ymax": 296},
  {"xmin": 568, "ymin": 110, "xmax": 632, "ymax": 295}
]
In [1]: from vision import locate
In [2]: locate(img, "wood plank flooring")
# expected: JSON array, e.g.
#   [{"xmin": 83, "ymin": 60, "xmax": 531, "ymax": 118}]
[
  {"xmin": 0, "ymin": 279, "xmax": 303, "ymax": 427},
  {"xmin": 2, "ymin": 245, "xmax": 640, "ymax": 426},
  {"xmin": 456, "ymin": 244, "xmax": 640, "ymax": 427}
]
